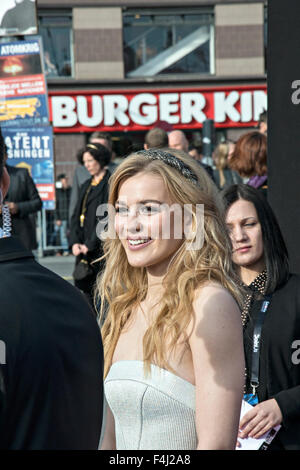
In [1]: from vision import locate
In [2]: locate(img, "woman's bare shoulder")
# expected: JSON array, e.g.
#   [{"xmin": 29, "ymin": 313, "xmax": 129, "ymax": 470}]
[
  {"xmin": 190, "ymin": 281, "xmax": 242, "ymax": 332},
  {"xmin": 193, "ymin": 280, "xmax": 239, "ymax": 307}
]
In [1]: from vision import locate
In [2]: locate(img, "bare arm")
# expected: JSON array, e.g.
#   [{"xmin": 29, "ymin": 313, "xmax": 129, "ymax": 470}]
[
  {"xmin": 189, "ymin": 284, "xmax": 244, "ymax": 450},
  {"xmin": 100, "ymin": 400, "xmax": 116, "ymax": 450}
]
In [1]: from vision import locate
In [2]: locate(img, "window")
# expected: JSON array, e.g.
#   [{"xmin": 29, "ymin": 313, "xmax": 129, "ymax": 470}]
[
  {"xmin": 123, "ymin": 9, "xmax": 214, "ymax": 77},
  {"xmin": 38, "ymin": 10, "xmax": 73, "ymax": 78}
]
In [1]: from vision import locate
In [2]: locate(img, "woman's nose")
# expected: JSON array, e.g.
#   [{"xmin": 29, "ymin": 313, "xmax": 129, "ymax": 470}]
[
  {"xmin": 123, "ymin": 209, "xmax": 143, "ymax": 234},
  {"xmin": 128, "ymin": 216, "xmax": 142, "ymax": 233},
  {"xmin": 232, "ymin": 225, "xmax": 247, "ymax": 242}
]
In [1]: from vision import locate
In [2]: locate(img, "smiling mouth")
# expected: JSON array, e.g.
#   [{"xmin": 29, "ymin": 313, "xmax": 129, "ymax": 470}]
[{"xmin": 128, "ymin": 238, "xmax": 152, "ymax": 246}]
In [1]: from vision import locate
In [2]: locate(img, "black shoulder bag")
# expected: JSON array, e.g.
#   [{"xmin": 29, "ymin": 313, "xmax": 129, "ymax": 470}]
[{"xmin": 73, "ymin": 254, "xmax": 94, "ymax": 283}]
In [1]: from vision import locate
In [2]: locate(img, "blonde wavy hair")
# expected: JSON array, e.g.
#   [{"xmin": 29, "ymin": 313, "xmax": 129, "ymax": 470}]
[
  {"xmin": 97, "ymin": 149, "xmax": 243, "ymax": 378},
  {"xmin": 213, "ymin": 142, "xmax": 230, "ymax": 188}
]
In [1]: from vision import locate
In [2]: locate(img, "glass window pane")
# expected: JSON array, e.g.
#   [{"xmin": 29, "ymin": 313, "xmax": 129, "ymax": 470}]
[
  {"xmin": 123, "ymin": 10, "xmax": 214, "ymax": 77},
  {"xmin": 175, "ymin": 24, "xmax": 199, "ymax": 43},
  {"xmin": 160, "ymin": 41, "xmax": 210, "ymax": 74},
  {"xmin": 38, "ymin": 14, "xmax": 72, "ymax": 78}
]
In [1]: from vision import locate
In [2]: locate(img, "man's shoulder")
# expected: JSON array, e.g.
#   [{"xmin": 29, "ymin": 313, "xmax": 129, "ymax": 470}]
[
  {"xmin": 6, "ymin": 165, "xmax": 20, "ymax": 174},
  {"xmin": 75, "ymin": 166, "xmax": 90, "ymax": 185},
  {"xmin": 7, "ymin": 166, "xmax": 29, "ymax": 179},
  {"xmin": 0, "ymin": 258, "xmax": 97, "ymax": 331}
]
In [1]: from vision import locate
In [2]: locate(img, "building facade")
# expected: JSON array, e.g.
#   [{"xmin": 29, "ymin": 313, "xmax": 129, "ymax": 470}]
[{"xmin": 36, "ymin": 0, "xmax": 267, "ymax": 179}]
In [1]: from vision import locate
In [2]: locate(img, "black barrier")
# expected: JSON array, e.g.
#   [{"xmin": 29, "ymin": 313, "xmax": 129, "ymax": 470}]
[{"xmin": 268, "ymin": 0, "xmax": 300, "ymax": 273}]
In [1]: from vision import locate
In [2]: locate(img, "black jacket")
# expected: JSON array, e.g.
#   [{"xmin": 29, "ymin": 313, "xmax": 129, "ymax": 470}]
[
  {"xmin": 195, "ymin": 161, "xmax": 215, "ymax": 182},
  {"xmin": 0, "ymin": 237, "xmax": 103, "ymax": 449},
  {"xmin": 69, "ymin": 163, "xmax": 117, "ymax": 225},
  {"xmin": 55, "ymin": 186, "xmax": 71, "ymax": 221},
  {"xmin": 69, "ymin": 172, "xmax": 110, "ymax": 294},
  {"xmin": 68, "ymin": 165, "xmax": 90, "ymax": 225},
  {"xmin": 4, "ymin": 165, "xmax": 42, "ymax": 250},
  {"xmin": 69, "ymin": 172, "xmax": 110, "ymax": 258},
  {"xmin": 213, "ymin": 168, "xmax": 243, "ymax": 190},
  {"xmin": 246, "ymin": 274, "xmax": 300, "ymax": 449}
]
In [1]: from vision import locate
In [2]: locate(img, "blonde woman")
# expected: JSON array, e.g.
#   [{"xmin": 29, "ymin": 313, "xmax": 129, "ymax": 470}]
[
  {"xmin": 98, "ymin": 149, "xmax": 245, "ymax": 450},
  {"xmin": 213, "ymin": 142, "xmax": 242, "ymax": 190}
]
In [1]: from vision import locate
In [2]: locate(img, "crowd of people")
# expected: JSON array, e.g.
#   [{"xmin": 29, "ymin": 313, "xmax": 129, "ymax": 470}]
[
  {"xmin": 0, "ymin": 108, "xmax": 300, "ymax": 450},
  {"xmin": 62, "ymin": 124, "xmax": 268, "ymax": 306}
]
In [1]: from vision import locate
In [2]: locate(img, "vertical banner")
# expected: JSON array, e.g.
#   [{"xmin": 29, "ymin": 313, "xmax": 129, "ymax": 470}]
[
  {"xmin": 268, "ymin": 1, "xmax": 300, "ymax": 273},
  {"xmin": 0, "ymin": 37, "xmax": 49, "ymax": 127},
  {"xmin": 0, "ymin": 36, "xmax": 55, "ymax": 211},
  {"xmin": 3, "ymin": 126, "xmax": 55, "ymax": 210}
]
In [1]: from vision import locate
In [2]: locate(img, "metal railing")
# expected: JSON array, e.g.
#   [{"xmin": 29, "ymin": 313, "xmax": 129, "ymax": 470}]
[{"xmin": 37, "ymin": 209, "xmax": 69, "ymax": 256}]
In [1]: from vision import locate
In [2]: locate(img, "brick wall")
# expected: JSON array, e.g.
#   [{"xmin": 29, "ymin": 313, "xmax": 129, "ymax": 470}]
[
  {"xmin": 215, "ymin": 3, "xmax": 265, "ymax": 76},
  {"xmin": 38, "ymin": 0, "xmax": 266, "ymax": 80},
  {"xmin": 73, "ymin": 7, "xmax": 123, "ymax": 80},
  {"xmin": 53, "ymin": 133, "xmax": 85, "ymax": 182}
]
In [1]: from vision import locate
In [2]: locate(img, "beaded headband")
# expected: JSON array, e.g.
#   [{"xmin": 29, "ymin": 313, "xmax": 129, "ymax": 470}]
[{"xmin": 136, "ymin": 149, "xmax": 199, "ymax": 185}]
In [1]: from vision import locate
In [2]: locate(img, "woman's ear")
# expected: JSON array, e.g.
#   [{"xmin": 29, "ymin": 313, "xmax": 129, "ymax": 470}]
[{"xmin": 0, "ymin": 167, "xmax": 10, "ymax": 200}]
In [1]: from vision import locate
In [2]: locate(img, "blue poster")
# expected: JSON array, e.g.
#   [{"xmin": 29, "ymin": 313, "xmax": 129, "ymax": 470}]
[{"xmin": 2, "ymin": 125, "xmax": 55, "ymax": 209}]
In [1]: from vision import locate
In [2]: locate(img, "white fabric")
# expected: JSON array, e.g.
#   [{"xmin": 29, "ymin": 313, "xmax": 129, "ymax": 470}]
[{"xmin": 104, "ymin": 360, "xmax": 197, "ymax": 450}]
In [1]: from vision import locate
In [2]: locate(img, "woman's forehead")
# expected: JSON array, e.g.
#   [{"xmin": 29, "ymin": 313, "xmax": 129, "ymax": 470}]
[
  {"xmin": 83, "ymin": 151, "xmax": 94, "ymax": 160},
  {"xmin": 117, "ymin": 173, "xmax": 170, "ymax": 204},
  {"xmin": 226, "ymin": 199, "xmax": 257, "ymax": 223}
]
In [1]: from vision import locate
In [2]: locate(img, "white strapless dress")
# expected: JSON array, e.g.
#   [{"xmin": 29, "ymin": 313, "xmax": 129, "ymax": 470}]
[{"xmin": 104, "ymin": 360, "xmax": 197, "ymax": 450}]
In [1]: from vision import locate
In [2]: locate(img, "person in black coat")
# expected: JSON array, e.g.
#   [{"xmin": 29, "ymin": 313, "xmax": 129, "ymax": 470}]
[
  {"xmin": 223, "ymin": 184, "xmax": 300, "ymax": 450},
  {"xmin": 0, "ymin": 128, "xmax": 104, "ymax": 449},
  {"xmin": 4, "ymin": 158, "xmax": 42, "ymax": 250},
  {"xmin": 68, "ymin": 132, "xmax": 116, "ymax": 226},
  {"xmin": 69, "ymin": 142, "xmax": 111, "ymax": 307},
  {"xmin": 55, "ymin": 173, "xmax": 72, "ymax": 254}
]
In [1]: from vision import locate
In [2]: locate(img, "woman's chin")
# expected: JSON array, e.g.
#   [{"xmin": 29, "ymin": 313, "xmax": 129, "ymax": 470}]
[{"xmin": 126, "ymin": 257, "xmax": 148, "ymax": 269}]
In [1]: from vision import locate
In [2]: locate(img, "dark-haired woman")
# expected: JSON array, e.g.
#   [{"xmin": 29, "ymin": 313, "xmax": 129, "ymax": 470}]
[
  {"xmin": 70, "ymin": 142, "xmax": 111, "ymax": 307},
  {"xmin": 229, "ymin": 132, "xmax": 268, "ymax": 195},
  {"xmin": 223, "ymin": 184, "xmax": 300, "ymax": 450}
]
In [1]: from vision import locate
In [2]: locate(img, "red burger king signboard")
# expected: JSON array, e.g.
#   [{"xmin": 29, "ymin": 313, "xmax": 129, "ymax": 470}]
[{"xmin": 49, "ymin": 85, "xmax": 267, "ymax": 133}]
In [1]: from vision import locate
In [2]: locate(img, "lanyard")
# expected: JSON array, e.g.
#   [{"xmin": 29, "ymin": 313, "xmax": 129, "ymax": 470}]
[
  {"xmin": 79, "ymin": 183, "xmax": 93, "ymax": 228},
  {"xmin": 250, "ymin": 295, "xmax": 272, "ymax": 395}
]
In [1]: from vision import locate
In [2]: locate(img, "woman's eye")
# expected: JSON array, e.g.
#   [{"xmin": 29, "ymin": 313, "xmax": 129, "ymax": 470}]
[
  {"xmin": 244, "ymin": 222, "xmax": 256, "ymax": 227},
  {"xmin": 115, "ymin": 207, "xmax": 128, "ymax": 214},
  {"xmin": 140, "ymin": 205, "xmax": 159, "ymax": 214}
]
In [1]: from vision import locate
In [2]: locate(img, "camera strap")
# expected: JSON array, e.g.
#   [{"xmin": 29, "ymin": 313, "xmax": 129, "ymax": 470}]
[{"xmin": 250, "ymin": 295, "xmax": 272, "ymax": 396}]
